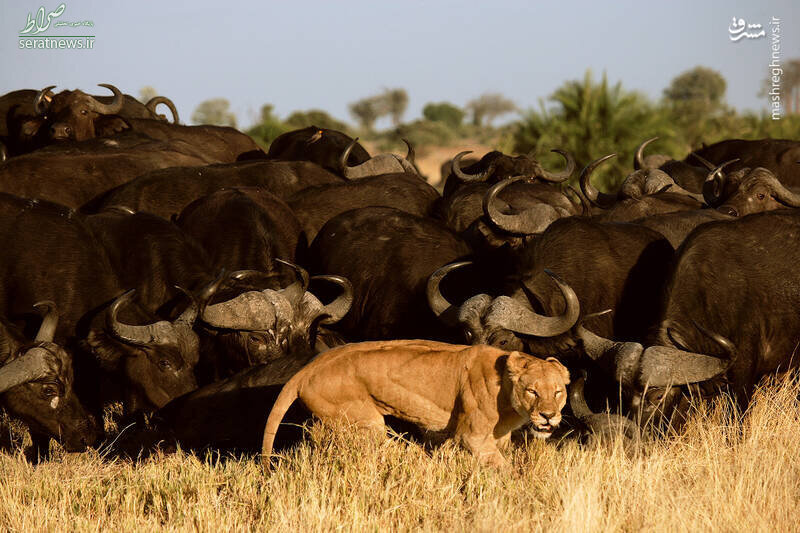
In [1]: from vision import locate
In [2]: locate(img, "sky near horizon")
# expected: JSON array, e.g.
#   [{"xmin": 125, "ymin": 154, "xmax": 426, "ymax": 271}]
[{"xmin": 1, "ymin": 0, "xmax": 797, "ymax": 127}]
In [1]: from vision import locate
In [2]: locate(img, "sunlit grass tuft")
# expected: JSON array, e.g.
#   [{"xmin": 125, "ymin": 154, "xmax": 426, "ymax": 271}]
[{"xmin": 1, "ymin": 375, "xmax": 798, "ymax": 530}]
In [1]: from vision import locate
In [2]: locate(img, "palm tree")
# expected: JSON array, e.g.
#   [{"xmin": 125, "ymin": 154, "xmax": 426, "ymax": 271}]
[{"xmin": 514, "ymin": 71, "xmax": 677, "ymax": 191}]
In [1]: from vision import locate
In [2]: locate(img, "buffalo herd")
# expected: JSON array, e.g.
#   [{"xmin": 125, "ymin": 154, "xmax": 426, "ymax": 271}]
[{"xmin": 1, "ymin": 83, "xmax": 799, "ymax": 459}]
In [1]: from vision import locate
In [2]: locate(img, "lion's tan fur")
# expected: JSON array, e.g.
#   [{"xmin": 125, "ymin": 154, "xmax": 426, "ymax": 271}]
[{"xmin": 262, "ymin": 339, "xmax": 569, "ymax": 467}]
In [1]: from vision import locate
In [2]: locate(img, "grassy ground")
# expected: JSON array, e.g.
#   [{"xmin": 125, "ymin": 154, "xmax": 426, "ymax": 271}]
[{"xmin": 1, "ymin": 375, "xmax": 798, "ymax": 531}]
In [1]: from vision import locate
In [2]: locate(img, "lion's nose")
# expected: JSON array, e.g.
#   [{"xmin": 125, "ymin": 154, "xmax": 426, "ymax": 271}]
[{"xmin": 540, "ymin": 411, "xmax": 556, "ymax": 421}]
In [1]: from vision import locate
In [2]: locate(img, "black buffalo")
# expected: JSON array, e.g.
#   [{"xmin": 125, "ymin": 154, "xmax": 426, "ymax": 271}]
[
  {"xmin": 579, "ymin": 210, "xmax": 800, "ymax": 432},
  {"xmin": 288, "ymin": 172, "xmax": 440, "ymax": 242},
  {"xmin": 84, "ymin": 159, "xmax": 344, "ymax": 219},
  {"xmin": 0, "ymin": 302, "xmax": 102, "ymax": 452},
  {"xmin": 266, "ymin": 126, "xmax": 370, "ymax": 175}
]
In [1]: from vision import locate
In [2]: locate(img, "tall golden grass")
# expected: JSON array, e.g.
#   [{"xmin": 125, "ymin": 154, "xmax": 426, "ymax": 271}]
[{"xmin": 1, "ymin": 374, "xmax": 798, "ymax": 531}]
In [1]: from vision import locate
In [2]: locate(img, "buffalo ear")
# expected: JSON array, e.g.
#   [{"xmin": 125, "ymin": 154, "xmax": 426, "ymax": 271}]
[
  {"xmin": 82, "ymin": 330, "xmax": 123, "ymax": 371},
  {"xmin": 546, "ymin": 356, "xmax": 570, "ymax": 384},
  {"xmin": 95, "ymin": 115, "xmax": 131, "ymax": 136}
]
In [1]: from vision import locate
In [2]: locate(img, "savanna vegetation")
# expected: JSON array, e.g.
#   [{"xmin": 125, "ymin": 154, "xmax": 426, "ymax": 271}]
[
  {"xmin": 0, "ymin": 374, "xmax": 798, "ymax": 530},
  {"xmin": 230, "ymin": 64, "xmax": 800, "ymax": 189}
]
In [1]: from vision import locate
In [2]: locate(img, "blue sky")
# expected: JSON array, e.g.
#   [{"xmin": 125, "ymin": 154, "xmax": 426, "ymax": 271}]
[{"xmin": 1, "ymin": 0, "xmax": 797, "ymax": 127}]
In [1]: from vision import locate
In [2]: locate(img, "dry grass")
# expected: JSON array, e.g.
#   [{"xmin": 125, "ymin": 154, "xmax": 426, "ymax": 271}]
[{"xmin": 1, "ymin": 375, "xmax": 799, "ymax": 531}]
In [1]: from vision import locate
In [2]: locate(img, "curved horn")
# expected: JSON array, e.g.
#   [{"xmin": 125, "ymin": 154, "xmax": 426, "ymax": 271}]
[
  {"xmin": 174, "ymin": 286, "xmax": 200, "ymax": 328},
  {"xmin": 311, "ymin": 275, "xmax": 353, "ymax": 325},
  {"xmin": 483, "ymin": 176, "xmax": 560, "ymax": 235},
  {"xmin": 486, "ymin": 270, "xmax": 580, "ymax": 337},
  {"xmin": 537, "ymin": 149, "xmax": 575, "ymax": 183},
  {"xmin": 688, "ymin": 151, "xmax": 716, "ymax": 171},
  {"xmin": 452, "ymin": 151, "xmax": 490, "ymax": 182},
  {"xmin": 569, "ymin": 375, "xmax": 596, "ymax": 420},
  {"xmin": 426, "ymin": 261, "xmax": 472, "ymax": 322},
  {"xmin": 107, "ymin": 290, "xmax": 163, "ymax": 345},
  {"xmin": 86, "ymin": 83, "xmax": 124, "ymax": 114},
  {"xmin": 101, "ymin": 205, "xmax": 136, "ymax": 215},
  {"xmin": 762, "ymin": 171, "xmax": 800, "ymax": 207},
  {"xmin": 145, "ymin": 96, "xmax": 180, "ymax": 123},
  {"xmin": 702, "ymin": 159, "xmax": 739, "ymax": 207},
  {"xmin": 33, "ymin": 300, "xmax": 59, "ymax": 343},
  {"xmin": 339, "ymin": 137, "xmax": 359, "ymax": 176},
  {"xmin": 570, "ymin": 376, "xmax": 641, "ymax": 444},
  {"xmin": 579, "ymin": 154, "xmax": 618, "ymax": 209},
  {"xmin": 634, "ymin": 137, "xmax": 658, "ymax": 170},
  {"xmin": 402, "ymin": 138, "xmax": 415, "ymax": 165},
  {"xmin": 638, "ymin": 325, "xmax": 735, "ymax": 388},
  {"xmin": 34, "ymin": 85, "xmax": 56, "ymax": 115},
  {"xmin": 0, "ymin": 347, "xmax": 52, "ymax": 394},
  {"xmin": 275, "ymin": 258, "xmax": 309, "ymax": 308},
  {"xmin": 566, "ymin": 185, "xmax": 591, "ymax": 216}
]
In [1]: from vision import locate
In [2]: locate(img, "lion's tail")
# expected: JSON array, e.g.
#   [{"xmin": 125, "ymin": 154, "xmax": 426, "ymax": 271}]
[{"xmin": 261, "ymin": 373, "xmax": 302, "ymax": 467}]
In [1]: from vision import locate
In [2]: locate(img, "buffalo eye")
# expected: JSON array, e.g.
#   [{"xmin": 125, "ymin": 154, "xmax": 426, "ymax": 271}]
[
  {"xmin": 248, "ymin": 334, "xmax": 262, "ymax": 345},
  {"xmin": 464, "ymin": 330, "xmax": 473, "ymax": 342},
  {"xmin": 41, "ymin": 384, "xmax": 59, "ymax": 398},
  {"xmin": 158, "ymin": 359, "xmax": 173, "ymax": 371},
  {"xmin": 80, "ymin": 109, "xmax": 88, "ymax": 116},
  {"xmin": 757, "ymin": 192, "xmax": 765, "ymax": 200}
]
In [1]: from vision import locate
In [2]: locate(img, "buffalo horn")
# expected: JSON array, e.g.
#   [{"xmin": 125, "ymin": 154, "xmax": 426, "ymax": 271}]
[
  {"xmin": 485, "ymin": 270, "xmax": 580, "ymax": 337},
  {"xmin": 34, "ymin": 85, "xmax": 56, "ymax": 115},
  {"xmin": 86, "ymin": 83, "xmax": 124, "ymax": 114},
  {"xmin": 579, "ymin": 154, "xmax": 618, "ymax": 208}
]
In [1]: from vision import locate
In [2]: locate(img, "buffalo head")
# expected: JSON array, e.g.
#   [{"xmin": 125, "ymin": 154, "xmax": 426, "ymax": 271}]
[
  {"xmin": 33, "ymin": 83, "xmax": 125, "ymax": 141},
  {"xmin": 83, "ymin": 280, "xmax": 221, "ymax": 412},
  {"xmin": 703, "ymin": 162, "xmax": 800, "ymax": 217},
  {"xmin": 576, "ymin": 319, "xmax": 735, "ymax": 431},
  {"xmin": 1, "ymin": 302, "xmax": 101, "ymax": 451},
  {"xmin": 339, "ymin": 138, "xmax": 418, "ymax": 179},
  {"xmin": 197, "ymin": 261, "xmax": 353, "ymax": 379},
  {"xmin": 427, "ymin": 261, "xmax": 580, "ymax": 351}
]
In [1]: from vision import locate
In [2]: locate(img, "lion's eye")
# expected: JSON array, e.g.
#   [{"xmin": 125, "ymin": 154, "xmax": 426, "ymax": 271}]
[
  {"xmin": 526, "ymin": 389, "xmax": 538, "ymax": 397},
  {"xmin": 554, "ymin": 389, "xmax": 562, "ymax": 398}
]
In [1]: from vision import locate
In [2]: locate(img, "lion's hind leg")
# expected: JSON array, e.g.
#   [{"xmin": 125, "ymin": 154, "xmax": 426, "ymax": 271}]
[{"xmin": 316, "ymin": 400, "xmax": 386, "ymax": 434}]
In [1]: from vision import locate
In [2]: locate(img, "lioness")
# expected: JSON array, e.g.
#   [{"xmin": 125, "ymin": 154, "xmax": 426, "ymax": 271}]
[{"xmin": 261, "ymin": 339, "xmax": 569, "ymax": 467}]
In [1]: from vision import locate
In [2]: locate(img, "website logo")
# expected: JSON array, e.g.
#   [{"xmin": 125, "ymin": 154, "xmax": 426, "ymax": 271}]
[{"xmin": 18, "ymin": 4, "xmax": 95, "ymax": 50}]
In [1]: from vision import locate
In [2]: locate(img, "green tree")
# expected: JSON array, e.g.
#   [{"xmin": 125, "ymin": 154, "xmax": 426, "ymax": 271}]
[
  {"xmin": 663, "ymin": 66, "xmax": 727, "ymax": 110},
  {"xmin": 381, "ymin": 88, "xmax": 409, "ymax": 126},
  {"xmin": 513, "ymin": 70, "xmax": 677, "ymax": 191},
  {"xmin": 422, "ymin": 102, "xmax": 465, "ymax": 129},
  {"xmin": 285, "ymin": 109, "xmax": 349, "ymax": 132},
  {"xmin": 138, "ymin": 85, "xmax": 158, "ymax": 103},
  {"xmin": 467, "ymin": 93, "xmax": 516, "ymax": 126},
  {"xmin": 663, "ymin": 66, "xmax": 731, "ymax": 147},
  {"xmin": 191, "ymin": 98, "xmax": 237, "ymax": 127},
  {"xmin": 349, "ymin": 97, "xmax": 382, "ymax": 132},
  {"xmin": 245, "ymin": 104, "xmax": 288, "ymax": 148}
]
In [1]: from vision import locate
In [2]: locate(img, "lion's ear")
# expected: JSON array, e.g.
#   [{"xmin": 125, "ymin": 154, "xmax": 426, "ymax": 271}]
[
  {"xmin": 546, "ymin": 356, "xmax": 570, "ymax": 384},
  {"xmin": 506, "ymin": 351, "xmax": 532, "ymax": 376}
]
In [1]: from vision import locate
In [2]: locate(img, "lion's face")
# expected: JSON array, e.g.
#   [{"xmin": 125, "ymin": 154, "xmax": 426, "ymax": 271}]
[{"xmin": 506, "ymin": 352, "xmax": 570, "ymax": 438}]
